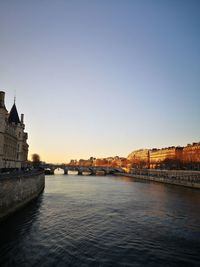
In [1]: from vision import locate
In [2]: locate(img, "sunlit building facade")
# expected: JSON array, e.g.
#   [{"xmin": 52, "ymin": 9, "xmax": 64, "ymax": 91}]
[
  {"xmin": 182, "ymin": 143, "xmax": 200, "ymax": 169},
  {"xmin": 149, "ymin": 147, "xmax": 183, "ymax": 169},
  {"xmin": 127, "ymin": 149, "xmax": 150, "ymax": 168},
  {"xmin": 128, "ymin": 144, "xmax": 200, "ymax": 170}
]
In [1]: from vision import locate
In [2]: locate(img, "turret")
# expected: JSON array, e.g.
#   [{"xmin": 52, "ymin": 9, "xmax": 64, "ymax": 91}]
[
  {"xmin": 0, "ymin": 91, "xmax": 5, "ymax": 108},
  {"xmin": 21, "ymin": 114, "xmax": 24, "ymax": 124}
]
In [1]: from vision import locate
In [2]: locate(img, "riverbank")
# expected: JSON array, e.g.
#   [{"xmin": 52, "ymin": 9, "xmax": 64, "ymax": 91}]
[
  {"xmin": 116, "ymin": 170, "xmax": 200, "ymax": 189},
  {"xmin": 0, "ymin": 170, "xmax": 45, "ymax": 221}
]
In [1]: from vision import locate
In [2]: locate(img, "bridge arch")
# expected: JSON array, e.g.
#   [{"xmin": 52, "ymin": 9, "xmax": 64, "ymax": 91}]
[{"xmin": 54, "ymin": 168, "xmax": 64, "ymax": 175}]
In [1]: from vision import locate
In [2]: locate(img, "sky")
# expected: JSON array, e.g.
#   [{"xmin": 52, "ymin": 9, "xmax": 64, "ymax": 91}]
[{"xmin": 0, "ymin": 0, "xmax": 199, "ymax": 163}]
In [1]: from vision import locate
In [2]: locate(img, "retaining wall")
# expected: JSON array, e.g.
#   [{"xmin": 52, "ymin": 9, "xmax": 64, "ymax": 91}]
[
  {"xmin": 0, "ymin": 170, "xmax": 45, "ymax": 220},
  {"xmin": 116, "ymin": 170, "xmax": 200, "ymax": 189}
]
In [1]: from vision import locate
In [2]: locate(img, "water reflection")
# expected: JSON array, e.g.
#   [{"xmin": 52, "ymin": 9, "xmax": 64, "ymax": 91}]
[
  {"xmin": 68, "ymin": 170, "xmax": 78, "ymax": 175},
  {"xmin": 0, "ymin": 195, "xmax": 43, "ymax": 266},
  {"xmin": 54, "ymin": 168, "xmax": 64, "ymax": 175}
]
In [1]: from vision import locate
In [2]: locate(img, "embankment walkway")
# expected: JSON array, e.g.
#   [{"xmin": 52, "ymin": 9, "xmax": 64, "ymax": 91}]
[{"xmin": 116, "ymin": 169, "xmax": 200, "ymax": 189}]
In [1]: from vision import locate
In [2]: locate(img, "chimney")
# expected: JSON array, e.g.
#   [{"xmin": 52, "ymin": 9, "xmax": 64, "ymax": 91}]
[
  {"xmin": 0, "ymin": 91, "xmax": 5, "ymax": 108},
  {"xmin": 21, "ymin": 114, "xmax": 24, "ymax": 124}
]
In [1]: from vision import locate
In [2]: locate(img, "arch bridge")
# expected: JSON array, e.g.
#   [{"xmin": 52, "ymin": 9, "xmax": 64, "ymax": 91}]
[{"xmin": 41, "ymin": 164, "xmax": 125, "ymax": 176}]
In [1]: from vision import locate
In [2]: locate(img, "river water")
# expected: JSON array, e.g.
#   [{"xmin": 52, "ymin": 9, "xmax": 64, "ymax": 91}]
[{"xmin": 0, "ymin": 174, "xmax": 200, "ymax": 267}]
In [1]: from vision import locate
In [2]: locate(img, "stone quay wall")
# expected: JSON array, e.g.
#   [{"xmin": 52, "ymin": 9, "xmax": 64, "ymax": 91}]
[
  {"xmin": 0, "ymin": 170, "xmax": 45, "ymax": 220},
  {"xmin": 116, "ymin": 170, "xmax": 200, "ymax": 189}
]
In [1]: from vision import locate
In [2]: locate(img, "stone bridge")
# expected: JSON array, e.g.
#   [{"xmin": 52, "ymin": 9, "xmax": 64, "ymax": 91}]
[{"xmin": 41, "ymin": 164, "xmax": 125, "ymax": 176}]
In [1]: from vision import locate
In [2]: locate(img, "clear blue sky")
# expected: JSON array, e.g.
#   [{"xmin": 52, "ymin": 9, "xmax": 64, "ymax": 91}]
[{"xmin": 0, "ymin": 0, "xmax": 199, "ymax": 163}]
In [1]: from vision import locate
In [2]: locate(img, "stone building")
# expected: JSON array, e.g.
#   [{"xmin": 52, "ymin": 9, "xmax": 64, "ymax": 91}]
[
  {"xmin": 128, "ymin": 146, "xmax": 184, "ymax": 169},
  {"xmin": 128, "ymin": 143, "xmax": 200, "ymax": 170},
  {"xmin": 182, "ymin": 143, "xmax": 200, "ymax": 169},
  {"xmin": 149, "ymin": 146, "xmax": 183, "ymax": 169},
  {"xmin": 183, "ymin": 143, "xmax": 200, "ymax": 162},
  {"xmin": 127, "ymin": 149, "xmax": 150, "ymax": 168},
  {"xmin": 0, "ymin": 91, "xmax": 29, "ymax": 170}
]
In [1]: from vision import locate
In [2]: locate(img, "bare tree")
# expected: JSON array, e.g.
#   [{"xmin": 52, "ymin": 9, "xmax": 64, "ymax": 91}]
[{"xmin": 32, "ymin": 153, "xmax": 41, "ymax": 168}]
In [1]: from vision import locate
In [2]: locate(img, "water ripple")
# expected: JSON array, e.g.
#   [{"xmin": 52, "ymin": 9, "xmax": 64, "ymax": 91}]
[{"xmin": 0, "ymin": 175, "xmax": 200, "ymax": 266}]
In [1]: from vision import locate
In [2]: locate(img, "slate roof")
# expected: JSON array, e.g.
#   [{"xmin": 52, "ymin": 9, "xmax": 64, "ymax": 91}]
[{"xmin": 8, "ymin": 103, "xmax": 20, "ymax": 124}]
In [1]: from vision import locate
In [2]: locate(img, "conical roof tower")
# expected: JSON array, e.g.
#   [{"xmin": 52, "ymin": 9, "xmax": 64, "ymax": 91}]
[{"xmin": 8, "ymin": 102, "xmax": 20, "ymax": 124}]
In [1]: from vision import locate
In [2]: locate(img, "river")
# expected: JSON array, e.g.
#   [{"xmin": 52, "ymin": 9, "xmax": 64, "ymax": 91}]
[{"xmin": 0, "ymin": 174, "xmax": 200, "ymax": 266}]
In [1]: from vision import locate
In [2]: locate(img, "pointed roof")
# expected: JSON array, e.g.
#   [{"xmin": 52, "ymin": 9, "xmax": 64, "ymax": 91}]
[{"xmin": 8, "ymin": 103, "xmax": 20, "ymax": 124}]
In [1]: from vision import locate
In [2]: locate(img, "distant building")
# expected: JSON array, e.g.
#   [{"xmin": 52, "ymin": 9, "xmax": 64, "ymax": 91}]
[
  {"xmin": 127, "ymin": 149, "xmax": 150, "ymax": 168},
  {"xmin": 182, "ymin": 143, "xmax": 200, "ymax": 169},
  {"xmin": 128, "ymin": 143, "xmax": 200, "ymax": 170},
  {"xmin": 0, "ymin": 91, "xmax": 29, "ymax": 170},
  {"xmin": 149, "ymin": 147, "xmax": 183, "ymax": 169},
  {"xmin": 183, "ymin": 143, "xmax": 200, "ymax": 162}
]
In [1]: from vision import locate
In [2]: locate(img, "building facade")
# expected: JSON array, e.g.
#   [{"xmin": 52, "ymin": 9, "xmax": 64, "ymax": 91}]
[
  {"xmin": 128, "ymin": 143, "xmax": 200, "ymax": 170},
  {"xmin": 149, "ymin": 146, "xmax": 183, "ymax": 169},
  {"xmin": 0, "ymin": 91, "xmax": 29, "ymax": 170},
  {"xmin": 127, "ymin": 149, "xmax": 150, "ymax": 168},
  {"xmin": 182, "ymin": 143, "xmax": 200, "ymax": 169}
]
